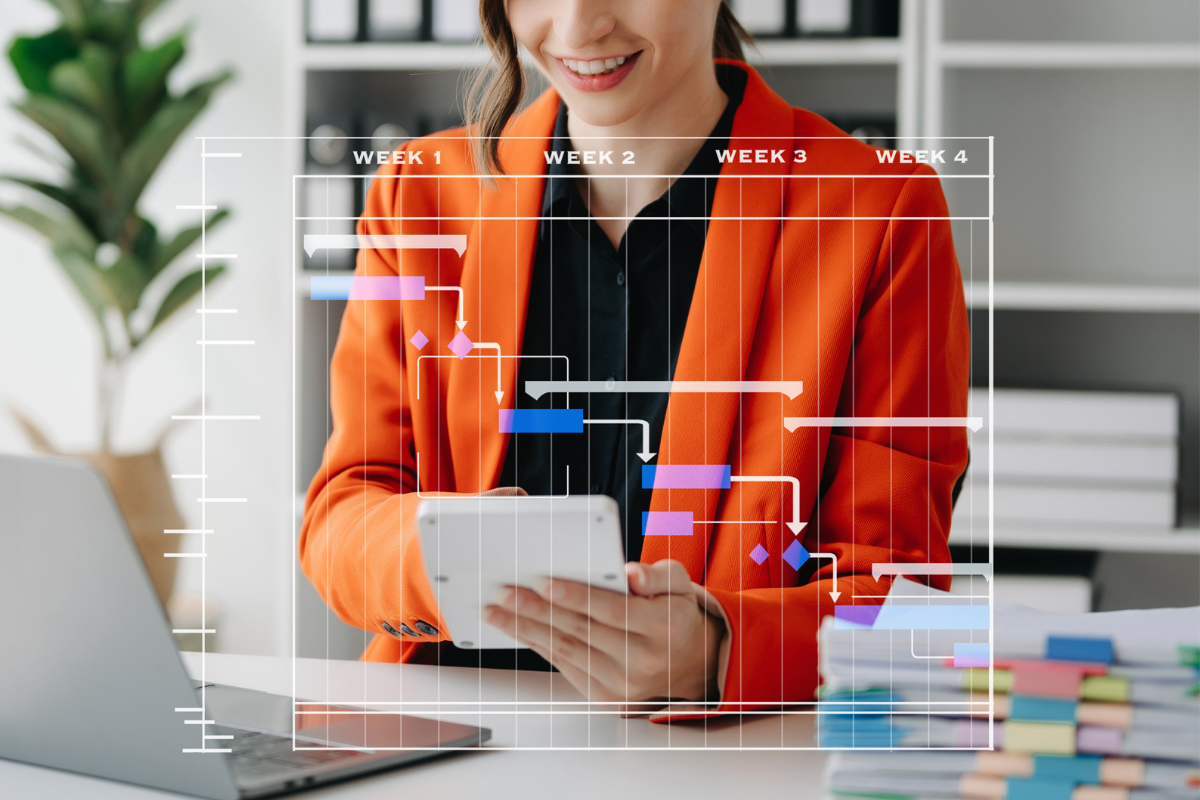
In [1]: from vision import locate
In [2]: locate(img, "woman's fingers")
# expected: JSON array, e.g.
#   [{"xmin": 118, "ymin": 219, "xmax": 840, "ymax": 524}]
[
  {"xmin": 478, "ymin": 486, "xmax": 528, "ymax": 497},
  {"xmin": 535, "ymin": 578, "xmax": 645, "ymax": 634},
  {"xmin": 483, "ymin": 602, "xmax": 623, "ymax": 686},
  {"xmin": 626, "ymin": 559, "xmax": 694, "ymax": 598},
  {"xmin": 495, "ymin": 586, "xmax": 632, "ymax": 655}
]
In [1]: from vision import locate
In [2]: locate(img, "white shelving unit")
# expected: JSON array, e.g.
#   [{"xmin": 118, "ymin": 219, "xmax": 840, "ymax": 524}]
[
  {"xmin": 963, "ymin": 281, "xmax": 1200, "ymax": 313},
  {"xmin": 950, "ymin": 523, "xmax": 1200, "ymax": 555}
]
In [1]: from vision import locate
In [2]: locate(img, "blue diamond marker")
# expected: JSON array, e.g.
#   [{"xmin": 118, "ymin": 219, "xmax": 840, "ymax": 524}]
[
  {"xmin": 782, "ymin": 540, "xmax": 810, "ymax": 571},
  {"xmin": 749, "ymin": 544, "xmax": 769, "ymax": 565}
]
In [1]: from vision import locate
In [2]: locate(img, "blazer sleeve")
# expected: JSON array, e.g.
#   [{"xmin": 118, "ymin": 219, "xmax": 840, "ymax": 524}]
[
  {"xmin": 298, "ymin": 155, "xmax": 455, "ymax": 645},
  {"xmin": 703, "ymin": 166, "xmax": 971, "ymax": 710}
]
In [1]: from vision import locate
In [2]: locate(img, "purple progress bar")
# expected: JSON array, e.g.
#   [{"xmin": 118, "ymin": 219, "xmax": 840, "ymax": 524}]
[
  {"xmin": 642, "ymin": 464, "xmax": 731, "ymax": 490},
  {"xmin": 310, "ymin": 276, "xmax": 426, "ymax": 301},
  {"xmin": 642, "ymin": 511, "xmax": 694, "ymax": 537}
]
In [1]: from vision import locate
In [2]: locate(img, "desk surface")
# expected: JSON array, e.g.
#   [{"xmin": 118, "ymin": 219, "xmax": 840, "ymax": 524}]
[{"xmin": 1, "ymin": 651, "xmax": 828, "ymax": 799}]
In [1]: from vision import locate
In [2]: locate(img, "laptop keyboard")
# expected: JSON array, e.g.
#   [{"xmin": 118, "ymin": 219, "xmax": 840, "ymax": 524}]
[{"xmin": 212, "ymin": 726, "xmax": 364, "ymax": 779}]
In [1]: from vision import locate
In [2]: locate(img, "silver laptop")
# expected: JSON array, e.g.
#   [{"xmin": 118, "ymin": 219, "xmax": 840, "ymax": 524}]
[{"xmin": 0, "ymin": 454, "xmax": 489, "ymax": 799}]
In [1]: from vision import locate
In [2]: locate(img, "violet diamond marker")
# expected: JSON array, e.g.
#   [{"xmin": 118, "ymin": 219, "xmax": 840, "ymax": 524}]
[
  {"xmin": 782, "ymin": 540, "xmax": 810, "ymax": 571},
  {"xmin": 409, "ymin": 330, "xmax": 429, "ymax": 350},
  {"xmin": 447, "ymin": 330, "xmax": 474, "ymax": 360},
  {"xmin": 749, "ymin": 544, "xmax": 769, "ymax": 565}
]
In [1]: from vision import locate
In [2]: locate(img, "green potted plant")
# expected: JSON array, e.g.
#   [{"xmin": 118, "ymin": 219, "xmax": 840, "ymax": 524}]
[{"xmin": 1, "ymin": 0, "xmax": 233, "ymax": 606}]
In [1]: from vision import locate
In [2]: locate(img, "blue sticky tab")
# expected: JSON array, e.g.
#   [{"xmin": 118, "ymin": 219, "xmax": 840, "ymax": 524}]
[
  {"xmin": 1032, "ymin": 755, "xmax": 1102, "ymax": 784},
  {"xmin": 1010, "ymin": 695, "xmax": 1078, "ymax": 723},
  {"xmin": 1006, "ymin": 778, "xmax": 1076, "ymax": 800},
  {"xmin": 1046, "ymin": 636, "xmax": 1114, "ymax": 664}
]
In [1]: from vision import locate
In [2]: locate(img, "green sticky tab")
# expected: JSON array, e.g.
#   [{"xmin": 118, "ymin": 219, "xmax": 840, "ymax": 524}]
[
  {"xmin": 1179, "ymin": 645, "xmax": 1200, "ymax": 668},
  {"xmin": 1080, "ymin": 675, "xmax": 1129, "ymax": 702},
  {"xmin": 963, "ymin": 667, "xmax": 1012, "ymax": 693}
]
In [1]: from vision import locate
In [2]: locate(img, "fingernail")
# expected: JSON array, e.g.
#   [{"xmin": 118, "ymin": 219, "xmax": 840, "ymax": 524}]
[
  {"xmin": 500, "ymin": 589, "xmax": 517, "ymax": 609},
  {"xmin": 545, "ymin": 580, "xmax": 564, "ymax": 600},
  {"xmin": 483, "ymin": 606, "xmax": 498, "ymax": 622}
]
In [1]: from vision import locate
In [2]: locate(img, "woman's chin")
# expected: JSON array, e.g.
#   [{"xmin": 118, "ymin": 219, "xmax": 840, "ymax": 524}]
[{"xmin": 554, "ymin": 88, "xmax": 650, "ymax": 131}]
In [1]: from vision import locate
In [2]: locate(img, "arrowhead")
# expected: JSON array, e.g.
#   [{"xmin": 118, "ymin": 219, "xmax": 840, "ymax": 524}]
[
  {"xmin": 494, "ymin": 391, "xmax": 504, "ymax": 403},
  {"xmin": 786, "ymin": 521, "xmax": 807, "ymax": 535},
  {"xmin": 456, "ymin": 320, "xmax": 467, "ymax": 330},
  {"xmin": 637, "ymin": 451, "xmax": 656, "ymax": 463},
  {"xmin": 829, "ymin": 590, "xmax": 841, "ymax": 603}
]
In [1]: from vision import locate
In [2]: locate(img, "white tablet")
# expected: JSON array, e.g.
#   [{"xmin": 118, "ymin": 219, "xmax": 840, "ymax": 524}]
[{"xmin": 416, "ymin": 496, "xmax": 627, "ymax": 649}]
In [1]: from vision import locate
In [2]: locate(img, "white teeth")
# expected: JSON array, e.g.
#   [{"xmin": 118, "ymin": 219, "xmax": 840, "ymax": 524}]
[{"xmin": 562, "ymin": 55, "xmax": 630, "ymax": 77}]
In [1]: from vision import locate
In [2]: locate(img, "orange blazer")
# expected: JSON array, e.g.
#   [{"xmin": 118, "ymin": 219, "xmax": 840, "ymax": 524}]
[{"xmin": 301, "ymin": 61, "xmax": 969, "ymax": 711}]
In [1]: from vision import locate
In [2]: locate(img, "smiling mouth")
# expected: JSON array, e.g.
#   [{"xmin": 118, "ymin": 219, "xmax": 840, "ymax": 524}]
[{"xmin": 560, "ymin": 52, "xmax": 639, "ymax": 77}]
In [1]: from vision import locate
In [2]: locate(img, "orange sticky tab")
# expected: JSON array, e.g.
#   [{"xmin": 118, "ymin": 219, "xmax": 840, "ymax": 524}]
[
  {"xmin": 1099, "ymin": 758, "xmax": 1145, "ymax": 788},
  {"xmin": 977, "ymin": 750, "xmax": 1034, "ymax": 777}
]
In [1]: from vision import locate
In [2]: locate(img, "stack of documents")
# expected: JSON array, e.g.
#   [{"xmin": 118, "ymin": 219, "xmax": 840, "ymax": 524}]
[
  {"xmin": 818, "ymin": 578, "xmax": 1200, "ymax": 799},
  {"xmin": 955, "ymin": 388, "xmax": 1179, "ymax": 527}
]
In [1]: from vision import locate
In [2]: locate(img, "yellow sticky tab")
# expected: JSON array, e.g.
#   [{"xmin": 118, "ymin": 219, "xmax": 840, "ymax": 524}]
[
  {"xmin": 964, "ymin": 667, "xmax": 1012, "ymax": 693},
  {"xmin": 1081, "ymin": 675, "xmax": 1130, "ymax": 703},
  {"xmin": 1004, "ymin": 720, "xmax": 1076, "ymax": 755}
]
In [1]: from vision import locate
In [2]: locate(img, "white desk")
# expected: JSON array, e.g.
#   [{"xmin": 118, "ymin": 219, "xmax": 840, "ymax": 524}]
[{"xmin": 0, "ymin": 652, "xmax": 828, "ymax": 798}]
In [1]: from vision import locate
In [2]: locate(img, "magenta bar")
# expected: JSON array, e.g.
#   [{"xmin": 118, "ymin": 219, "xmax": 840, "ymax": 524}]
[
  {"xmin": 642, "ymin": 511, "xmax": 694, "ymax": 537},
  {"xmin": 310, "ymin": 275, "xmax": 425, "ymax": 301},
  {"xmin": 642, "ymin": 464, "xmax": 731, "ymax": 490}
]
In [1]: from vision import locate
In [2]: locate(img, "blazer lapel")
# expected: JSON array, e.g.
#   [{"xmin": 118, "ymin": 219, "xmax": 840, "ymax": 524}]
[
  {"xmin": 641, "ymin": 64, "xmax": 797, "ymax": 582},
  {"xmin": 446, "ymin": 90, "xmax": 561, "ymax": 492}
]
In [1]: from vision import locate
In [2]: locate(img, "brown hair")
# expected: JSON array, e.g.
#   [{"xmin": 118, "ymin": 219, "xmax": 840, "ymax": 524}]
[{"xmin": 466, "ymin": 1, "xmax": 752, "ymax": 178}]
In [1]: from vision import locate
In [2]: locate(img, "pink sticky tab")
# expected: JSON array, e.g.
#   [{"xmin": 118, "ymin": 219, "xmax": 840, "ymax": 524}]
[
  {"xmin": 1013, "ymin": 667, "xmax": 1083, "ymax": 698},
  {"xmin": 1077, "ymin": 725, "xmax": 1123, "ymax": 755}
]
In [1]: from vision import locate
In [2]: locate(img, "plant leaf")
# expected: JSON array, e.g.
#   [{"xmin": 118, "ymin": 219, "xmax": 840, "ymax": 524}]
[
  {"xmin": 14, "ymin": 94, "xmax": 117, "ymax": 187},
  {"xmin": 116, "ymin": 69, "xmax": 233, "ymax": 208},
  {"xmin": 122, "ymin": 32, "xmax": 184, "ymax": 136},
  {"xmin": 38, "ymin": 0, "xmax": 90, "ymax": 34},
  {"xmin": 8, "ymin": 30, "xmax": 78, "ymax": 95},
  {"xmin": 131, "ymin": 215, "xmax": 158, "ymax": 266},
  {"xmin": 0, "ymin": 176, "xmax": 103, "ymax": 240},
  {"xmin": 130, "ymin": 0, "xmax": 170, "ymax": 25},
  {"xmin": 149, "ymin": 264, "xmax": 225, "ymax": 332},
  {"xmin": 49, "ymin": 42, "xmax": 118, "ymax": 131},
  {"xmin": 103, "ymin": 251, "xmax": 151, "ymax": 315},
  {"xmin": 51, "ymin": 242, "xmax": 119, "ymax": 326},
  {"xmin": 153, "ymin": 207, "xmax": 229, "ymax": 275},
  {"xmin": 0, "ymin": 202, "xmax": 96, "ymax": 253}
]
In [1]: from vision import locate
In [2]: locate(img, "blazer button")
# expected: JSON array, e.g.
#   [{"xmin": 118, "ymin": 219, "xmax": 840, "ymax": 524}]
[
  {"xmin": 381, "ymin": 621, "xmax": 404, "ymax": 639},
  {"xmin": 414, "ymin": 620, "xmax": 439, "ymax": 636},
  {"xmin": 398, "ymin": 623, "xmax": 420, "ymax": 637},
  {"xmin": 616, "ymin": 271, "xmax": 625, "ymax": 286}
]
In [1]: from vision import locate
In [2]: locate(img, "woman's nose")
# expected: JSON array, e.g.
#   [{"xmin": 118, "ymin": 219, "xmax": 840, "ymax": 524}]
[{"xmin": 557, "ymin": 0, "xmax": 617, "ymax": 50}]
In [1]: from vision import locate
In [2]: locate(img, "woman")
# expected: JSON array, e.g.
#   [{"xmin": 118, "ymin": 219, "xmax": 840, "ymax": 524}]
[{"xmin": 301, "ymin": 0, "xmax": 969, "ymax": 715}]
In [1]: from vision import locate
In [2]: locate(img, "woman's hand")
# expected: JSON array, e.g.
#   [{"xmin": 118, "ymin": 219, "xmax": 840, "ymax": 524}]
[{"xmin": 483, "ymin": 559, "xmax": 724, "ymax": 704}]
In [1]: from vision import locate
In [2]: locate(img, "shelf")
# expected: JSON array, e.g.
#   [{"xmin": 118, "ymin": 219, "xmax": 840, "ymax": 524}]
[
  {"xmin": 950, "ymin": 522, "xmax": 1200, "ymax": 555},
  {"xmin": 963, "ymin": 281, "xmax": 1200, "ymax": 313},
  {"xmin": 302, "ymin": 37, "xmax": 906, "ymax": 72},
  {"xmin": 939, "ymin": 41, "xmax": 1200, "ymax": 70},
  {"xmin": 303, "ymin": 41, "xmax": 492, "ymax": 71},
  {"xmin": 745, "ymin": 38, "xmax": 904, "ymax": 66}
]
